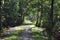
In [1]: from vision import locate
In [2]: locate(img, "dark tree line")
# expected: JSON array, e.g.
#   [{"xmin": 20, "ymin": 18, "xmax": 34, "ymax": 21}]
[
  {"xmin": 35, "ymin": 0, "xmax": 60, "ymax": 40},
  {"xmin": 0, "ymin": 0, "xmax": 24, "ymax": 35}
]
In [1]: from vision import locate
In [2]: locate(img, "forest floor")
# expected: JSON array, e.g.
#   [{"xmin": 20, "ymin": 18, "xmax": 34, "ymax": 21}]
[
  {"xmin": 0, "ymin": 20, "xmax": 48, "ymax": 40},
  {"xmin": 17, "ymin": 25, "xmax": 34, "ymax": 40}
]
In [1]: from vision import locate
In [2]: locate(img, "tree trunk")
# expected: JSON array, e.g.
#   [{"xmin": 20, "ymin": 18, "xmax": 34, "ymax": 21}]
[
  {"xmin": 17, "ymin": 1, "xmax": 23, "ymax": 25},
  {"xmin": 0, "ymin": 0, "xmax": 3, "ymax": 35},
  {"xmin": 35, "ymin": 0, "xmax": 39, "ymax": 27},
  {"xmin": 47, "ymin": 0, "xmax": 54, "ymax": 40}
]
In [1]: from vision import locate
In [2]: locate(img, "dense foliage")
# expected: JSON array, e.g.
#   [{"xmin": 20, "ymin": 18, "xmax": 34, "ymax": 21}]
[{"xmin": 0, "ymin": 0, "xmax": 60, "ymax": 40}]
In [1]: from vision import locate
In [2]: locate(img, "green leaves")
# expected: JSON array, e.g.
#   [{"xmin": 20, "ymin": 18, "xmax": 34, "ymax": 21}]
[{"xmin": 9, "ymin": 0, "xmax": 19, "ymax": 20}]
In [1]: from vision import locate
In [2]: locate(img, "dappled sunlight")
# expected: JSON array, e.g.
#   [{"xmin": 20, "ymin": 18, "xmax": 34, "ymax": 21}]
[
  {"xmin": 0, "ymin": 23, "xmax": 48, "ymax": 40},
  {"xmin": 31, "ymin": 26, "xmax": 48, "ymax": 40},
  {"xmin": 1, "ymin": 25, "xmax": 26, "ymax": 40},
  {"xmin": 14, "ymin": 25, "xmax": 26, "ymax": 30},
  {"xmin": 29, "ymin": 25, "xmax": 35, "ymax": 28},
  {"xmin": 31, "ymin": 26, "xmax": 46, "ymax": 32},
  {"xmin": 17, "ymin": 25, "xmax": 33, "ymax": 40},
  {"xmin": 23, "ymin": 20, "xmax": 32, "ymax": 24},
  {"xmin": 0, "ymin": 0, "xmax": 60, "ymax": 40},
  {"xmin": 2, "ymin": 30, "xmax": 20, "ymax": 40},
  {"xmin": 4, "ymin": 35, "xmax": 17, "ymax": 40}
]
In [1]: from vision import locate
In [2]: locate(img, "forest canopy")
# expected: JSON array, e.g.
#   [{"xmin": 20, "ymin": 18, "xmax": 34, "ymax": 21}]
[{"xmin": 0, "ymin": 0, "xmax": 60, "ymax": 40}]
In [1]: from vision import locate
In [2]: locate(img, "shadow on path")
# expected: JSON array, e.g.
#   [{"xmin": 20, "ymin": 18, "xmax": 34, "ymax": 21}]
[{"xmin": 17, "ymin": 25, "xmax": 34, "ymax": 40}]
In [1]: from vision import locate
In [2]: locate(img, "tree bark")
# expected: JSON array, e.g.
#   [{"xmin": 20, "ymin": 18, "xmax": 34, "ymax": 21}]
[
  {"xmin": 0, "ymin": 0, "xmax": 2, "ymax": 36},
  {"xmin": 36, "ymin": 0, "xmax": 39, "ymax": 27},
  {"xmin": 47, "ymin": 0, "xmax": 54, "ymax": 40}
]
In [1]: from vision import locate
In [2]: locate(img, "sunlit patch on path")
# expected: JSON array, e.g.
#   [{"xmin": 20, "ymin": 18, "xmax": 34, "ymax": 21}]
[{"xmin": 17, "ymin": 25, "xmax": 34, "ymax": 40}]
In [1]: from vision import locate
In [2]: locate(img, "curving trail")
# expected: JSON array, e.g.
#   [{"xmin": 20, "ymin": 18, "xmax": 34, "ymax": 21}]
[{"xmin": 17, "ymin": 25, "xmax": 34, "ymax": 40}]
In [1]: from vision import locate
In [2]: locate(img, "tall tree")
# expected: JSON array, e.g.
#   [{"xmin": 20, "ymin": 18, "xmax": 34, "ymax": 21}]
[
  {"xmin": 47, "ymin": 0, "xmax": 54, "ymax": 40},
  {"xmin": 3, "ymin": 0, "xmax": 20, "ymax": 26},
  {"xmin": 16, "ymin": 0, "xmax": 23, "ymax": 25},
  {"xmin": 35, "ymin": 0, "xmax": 39, "ymax": 27},
  {"xmin": 0, "ymin": 0, "xmax": 2, "ymax": 34}
]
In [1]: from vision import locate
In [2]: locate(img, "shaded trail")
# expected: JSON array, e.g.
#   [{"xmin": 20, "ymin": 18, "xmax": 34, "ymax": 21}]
[{"xmin": 17, "ymin": 25, "xmax": 34, "ymax": 40}]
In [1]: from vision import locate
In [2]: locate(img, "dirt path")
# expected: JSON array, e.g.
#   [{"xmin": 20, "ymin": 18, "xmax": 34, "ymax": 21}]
[{"xmin": 17, "ymin": 25, "xmax": 34, "ymax": 40}]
